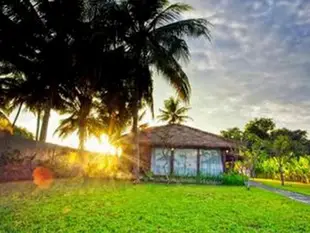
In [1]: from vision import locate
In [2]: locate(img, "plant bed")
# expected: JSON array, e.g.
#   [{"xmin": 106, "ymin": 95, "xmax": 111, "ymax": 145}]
[{"xmin": 142, "ymin": 172, "xmax": 248, "ymax": 186}]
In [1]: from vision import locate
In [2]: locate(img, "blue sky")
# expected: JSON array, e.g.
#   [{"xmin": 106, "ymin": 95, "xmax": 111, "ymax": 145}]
[{"xmin": 11, "ymin": 0, "xmax": 310, "ymax": 148}]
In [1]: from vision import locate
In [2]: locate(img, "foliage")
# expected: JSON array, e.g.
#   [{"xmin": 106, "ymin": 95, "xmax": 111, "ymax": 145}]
[
  {"xmin": 54, "ymin": 93, "xmax": 104, "ymax": 150},
  {"xmin": 244, "ymin": 118, "xmax": 275, "ymax": 140},
  {"xmin": 196, "ymin": 173, "xmax": 223, "ymax": 183},
  {"xmin": 141, "ymin": 172, "xmax": 247, "ymax": 186},
  {"xmin": 13, "ymin": 126, "xmax": 34, "ymax": 140},
  {"xmin": 220, "ymin": 127, "xmax": 243, "ymax": 141},
  {"xmin": 221, "ymin": 117, "xmax": 310, "ymax": 184},
  {"xmin": 1, "ymin": 181, "xmax": 310, "ymax": 232},
  {"xmin": 0, "ymin": 1, "xmax": 211, "ymax": 181},
  {"xmin": 0, "ymin": 117, "xmax": 12, "ymax": 134},
  {"xmin": 222, "ymin": 172, "xmax": 248, "ymax": 186},
  {"xmin": 157, "ymin": 96, "xmax": 192, "ymax": 124},
  {"xmin": 255, "ymin": 156, "xmax": 310, "ymax": 184},
  {"xmin": 270, "ymin": 135, "xmax": 295, "ymax": 185}
]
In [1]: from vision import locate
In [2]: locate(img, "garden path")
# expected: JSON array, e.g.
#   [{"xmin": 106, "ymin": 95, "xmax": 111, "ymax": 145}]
[{"xmin": 249, "ymin": 180, "xmax": 310, "ymax": 205}]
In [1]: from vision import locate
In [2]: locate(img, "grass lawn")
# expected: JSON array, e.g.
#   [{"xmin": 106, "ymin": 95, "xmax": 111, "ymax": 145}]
[
  {"xmin": 254, "ymin": 178, "xmax": 310, "ymax": 196},
  {"xmin": 1, "ymin": 179, "xmax": 310, "ymax": 233}
]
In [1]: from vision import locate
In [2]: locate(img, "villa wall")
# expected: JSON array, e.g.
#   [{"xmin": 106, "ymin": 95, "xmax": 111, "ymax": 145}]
[{"xmin": 0, "ymin": 131, "xmax": 119, "ymax": 182}]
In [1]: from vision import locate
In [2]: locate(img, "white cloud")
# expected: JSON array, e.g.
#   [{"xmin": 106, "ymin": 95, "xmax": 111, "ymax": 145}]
[{"xmin": 159, "ymin": 0, "xmax": 310, "ymax": 134}]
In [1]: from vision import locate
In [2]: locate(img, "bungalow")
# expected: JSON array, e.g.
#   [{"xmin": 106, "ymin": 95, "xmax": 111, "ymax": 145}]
[{"xmin": 122, "ymin": 124, "xmax": 238, "ymax": 176}]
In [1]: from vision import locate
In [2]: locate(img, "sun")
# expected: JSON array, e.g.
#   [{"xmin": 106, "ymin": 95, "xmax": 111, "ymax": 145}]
[{"xmin": 85, "ymin": 135, "xmax": 121, "ymax": 155}]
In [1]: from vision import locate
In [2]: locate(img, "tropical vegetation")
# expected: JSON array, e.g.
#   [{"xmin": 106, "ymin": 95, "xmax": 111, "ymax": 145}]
[
  {"xmin": 0, "ymin": 0, "xmax": 211, "ymax": 177},
  {"xmin": 221, "ymin": 117, "xmax": 310, "ymax": 185},
  {"xmin": 157, "ymin": 96, "xmax": 192, "ymax": 124}
]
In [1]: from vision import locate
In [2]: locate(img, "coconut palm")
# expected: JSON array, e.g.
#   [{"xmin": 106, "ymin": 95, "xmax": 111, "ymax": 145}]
[
  {"xmin": 54, "ymin": 84, "xmax": 104, "ymax": 151},
  {"xmin": 0, "ymin": 72, "xmax": 47, "ymax": 141},
  {"xmin": 158, "ymin": 96, "xmax": 192, "ymax": 124},
  {"xmin": 112, "ymin": 0, "xmax": 211, "ymax": 177},
  {"xmin": 0, "ymin": 0, "xmax": 88, "ymax": 142}
]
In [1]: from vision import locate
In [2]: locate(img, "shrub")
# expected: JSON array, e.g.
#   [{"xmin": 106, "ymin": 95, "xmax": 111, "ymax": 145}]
[
  {"xmin": 222, "ymin": 172, "xmax": 248, "ymax": 186},
  {"xmin": 196, "ymin": 173, "xmax": 223, "ymax": 184}
]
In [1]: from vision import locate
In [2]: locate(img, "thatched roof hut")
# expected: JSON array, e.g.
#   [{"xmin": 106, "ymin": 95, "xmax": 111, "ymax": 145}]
[{"xmin": 121, "ymin": 124, "xmax": 239, "ymax": 176}]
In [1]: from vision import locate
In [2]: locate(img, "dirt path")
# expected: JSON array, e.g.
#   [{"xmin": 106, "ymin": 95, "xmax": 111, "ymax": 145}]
[{"xmin": 249, "ymin": 180, "xmax": 310, "ymax": 205}]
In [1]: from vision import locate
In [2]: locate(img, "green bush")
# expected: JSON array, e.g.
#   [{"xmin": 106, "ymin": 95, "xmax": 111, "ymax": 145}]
[
  {"xmin": 196, "ymin": 173, "xmax": 223, "ymax": 184},
  {"xmin": 222, "ymin": 173, "xmax": 248, "ymax": 186}
]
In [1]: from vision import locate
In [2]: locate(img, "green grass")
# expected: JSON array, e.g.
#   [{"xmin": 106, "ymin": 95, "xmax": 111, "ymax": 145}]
[
  {"xmin": 254, "ymin": 178, "xmax": 310, "ymax": 196},
  {"xmin": 1, "ymin": 179, "xmax": 310, "ymax": 233}
]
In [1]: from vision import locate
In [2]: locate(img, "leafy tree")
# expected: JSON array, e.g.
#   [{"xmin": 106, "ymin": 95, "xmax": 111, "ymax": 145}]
[
  {"xmin": 271, "ymin": 128, "xmax": 309, "ymax": 156},
  {"xmin": 220, "ymin": 127, "xmax": 243, "ymax": 141},
  {"xmin": 0, "ymin": 116, "xmax": 12, "ymax": 134},
  {"xmin": 158, "ymin": 96, "xmax": 192, "ymax": 124},
  {"xmin": 270, "ymin": 135, "xmax": 294, "ymax": 186},
  {"xmin": 13, "ymin": 126, "xmax": 34, "ymax": 140},
  {"xmin": 241, "ymin": 133, "xmax": 268, "ymax": 178},
  {"xmin": 244, "ymin": 118, "xmax": 275, "ymax": 140}
]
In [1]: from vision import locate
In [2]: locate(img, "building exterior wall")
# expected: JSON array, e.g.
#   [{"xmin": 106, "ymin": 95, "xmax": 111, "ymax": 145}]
[{"xmin": 149, "ymin": 147, "xmax": 224, "ymax": 176}]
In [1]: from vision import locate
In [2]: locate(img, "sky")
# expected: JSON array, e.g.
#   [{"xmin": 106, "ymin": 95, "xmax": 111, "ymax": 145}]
[{"xmin": 10, "ymin": 0, "xmax": 310, "ymax": 149}]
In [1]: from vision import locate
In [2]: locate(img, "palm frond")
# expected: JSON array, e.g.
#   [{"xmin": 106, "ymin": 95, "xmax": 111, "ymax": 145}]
[
  {"xmin": 175, "ymin": 106, "xmax": 190, "ymax": 115},
  {"xmin": 157, "ymin": 96, "xmax": 191, "ymax": 124},
  {"xmin": 150, "ymin": 43, "xmax": 191, "ymax": 102},
  {"xmin": 148, "ymin": 3, "xmax": 193, "ymax": 29},
  {"xmin": 86, "ymin": 116, "xmax": 105, "ymax": 139},
  {"xmin": 153, "ymin": 18, "xmax": 212, "ymax": 41},
  {"xmin": 54, "ymin": 115, "xmax": 78, "ymax": 139}
]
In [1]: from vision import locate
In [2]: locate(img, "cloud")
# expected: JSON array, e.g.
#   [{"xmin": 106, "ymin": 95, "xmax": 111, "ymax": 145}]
[{"xmin": 155, "ymin": 0, "xmax": 310, "ymax": 134}]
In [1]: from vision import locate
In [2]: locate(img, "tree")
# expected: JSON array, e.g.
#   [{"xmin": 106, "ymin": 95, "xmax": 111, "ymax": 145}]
[
  {"xmin": 245, "ymin": 118, "xmax": 275, "ymax": 140},
  {"xmin": 0, "ymin": 0, "xmax": 88, "ymax": 142},
  {"xmin": 270, "ymin": 135, "xmax": 294, "ymax": 186},
  {"xmin": 221, "ymin": 127, "xmax": 243, "ymax": 141},
  {"xmin": 54, "ymin": 86, "xmax": 103, "ymax": 151},
  {"xmin": 271, "ymin": 128, "xmax": 309, "ymax": 156},
  {"xmin": 111, "ymin": 0, "xmax": 211, "ymax": 179},
  {"xmin": 13, "ymin": 126, "xmax": 34, "ymax": 140},
  {"xmin": 158, "ymin": 96, "xmax": 192, "ymax": 124},
  {"xmin": 241, "ymin": 133, "xmax": 268, "ymax": 178}
]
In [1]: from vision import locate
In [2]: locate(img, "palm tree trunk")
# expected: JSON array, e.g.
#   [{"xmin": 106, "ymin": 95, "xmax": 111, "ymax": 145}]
[
  {"xmin": 39, "ymin": 105, "xmax": 51, "ymax": 142},
  {"xmin": 12, "ymin": 102, "xmax": 23, "ymax": 127},
  {"xmin": 78, "ymin": 124, "xmax": 88, "ymax": 178},
  {"xmin": 35, "ymin": 109, "xmax": 41, "ymax": 141},
  {"xmin": 79, "ymin": 126, "xmax": 86, "ymax": 152},
  {"xmin": 132, "ymin": 84, "xmax": 140, "ymax": 181}
]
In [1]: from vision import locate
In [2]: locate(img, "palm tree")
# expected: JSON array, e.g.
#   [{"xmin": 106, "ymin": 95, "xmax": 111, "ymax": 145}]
[
  {"xmin": 0, "ymin": 73, "xmax": 46, "ymax": 140},
  {"xmin": 54, "ymin": 85, "xmax": 103, "ymax": 151},
  {"xmin": 158, "ymin": 96, "xmax": 192, "ymax": 124},
  {"xmin": 0, "ymin": 0, "xmax": 88, "ymax": 142},
  {"xmin": 112, "ymin": 0, "xmax": 211, "ymax": 178}
]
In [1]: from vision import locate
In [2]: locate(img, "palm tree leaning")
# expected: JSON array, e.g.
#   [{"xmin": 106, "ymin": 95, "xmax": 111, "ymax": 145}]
[
  {"xmin": 54, "ymin": 86, "xmax": 103, "ymax": 152},
  {"xmin": 158, "ymin": 96, "xmax": 192, "ymax": 124},
  {"xmin": 114, "ymin": 0, "xmax": 211, "ymax": 178}
]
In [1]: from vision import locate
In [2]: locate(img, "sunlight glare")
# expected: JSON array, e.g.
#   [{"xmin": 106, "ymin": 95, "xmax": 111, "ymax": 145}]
[{"xmin": 85, "ymin": 135, "xmax": 121, "ymax": 156}]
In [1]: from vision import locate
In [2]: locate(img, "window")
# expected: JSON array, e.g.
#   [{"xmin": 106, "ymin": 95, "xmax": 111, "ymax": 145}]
[
  {"xmin": 200, "ymin": 150, "xmax": 223, "ymax": 175},
  {"xmin": 174, "ymin": 149, "xmax": 197, "ymax": 176},
  {"xmin": 151, "ymin": 148, "xmax": 170, "ymax": 175}
]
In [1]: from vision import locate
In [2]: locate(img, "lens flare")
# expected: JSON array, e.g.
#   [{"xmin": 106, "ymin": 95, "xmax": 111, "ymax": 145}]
[{"xmin": 32, "ymin": 167, "xmax": 54, "ymax": 189}]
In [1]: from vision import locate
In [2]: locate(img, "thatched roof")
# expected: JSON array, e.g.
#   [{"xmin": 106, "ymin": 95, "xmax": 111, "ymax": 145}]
[{"xmin": 121, "ymin": 124, "xmax": 237, "ymax": 149}]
